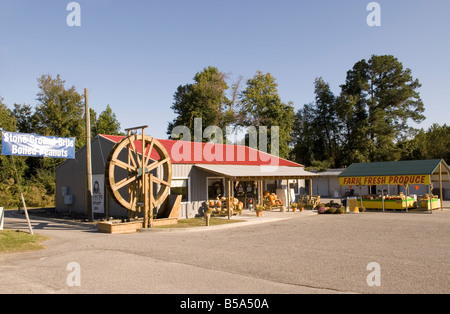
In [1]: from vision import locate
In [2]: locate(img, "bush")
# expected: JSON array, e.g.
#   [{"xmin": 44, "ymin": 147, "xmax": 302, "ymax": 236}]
[
  {"xmin": 328, "ymin": 207, "xmax": 338, "ymax": 214},
  {"xmin": 0, "ymin": 179, "xmax": 54, "ymax": 209},
  {"xmin": 335, "ymin": 207, "xmax": 346, "ymax": 215}
]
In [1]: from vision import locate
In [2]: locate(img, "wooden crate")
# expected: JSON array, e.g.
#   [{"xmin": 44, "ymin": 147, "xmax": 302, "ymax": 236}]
[
  {"xmin": 97, "ymin": 221, "xmax": 143, "ymax": 234},
  {"xmin": 151, "ymin": 218, "xmax": 178, "ymax": 227}
]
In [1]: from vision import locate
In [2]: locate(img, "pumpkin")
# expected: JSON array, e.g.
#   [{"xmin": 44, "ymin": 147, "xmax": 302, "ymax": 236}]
[{"xmin": 216, "ymin": 200, "xmax": 222, "ymax": 206}]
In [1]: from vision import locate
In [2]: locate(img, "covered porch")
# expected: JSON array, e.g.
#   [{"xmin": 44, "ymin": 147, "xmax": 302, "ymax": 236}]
[{"xmin": 195, "ymin": 164, "xmax": 318, "ymax": 218}]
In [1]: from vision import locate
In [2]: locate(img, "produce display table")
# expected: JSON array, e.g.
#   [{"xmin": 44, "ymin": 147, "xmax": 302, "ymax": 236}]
[
  {"xmin": 420, "ymin": 198, "xmax": 441, "ymax": 210},
  {"xmin": 361, "ymin": 198, "xmax": 415, "ymax": 210}
]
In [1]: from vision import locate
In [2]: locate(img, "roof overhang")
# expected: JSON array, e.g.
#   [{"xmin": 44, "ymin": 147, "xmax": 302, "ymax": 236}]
[
  {"xmin": 338, "ymin": 159, "xmax": 450, "ymax": 186},
  {"xmin": 195, "ymin": 164, "xmax": 317, "ymax": 181}
]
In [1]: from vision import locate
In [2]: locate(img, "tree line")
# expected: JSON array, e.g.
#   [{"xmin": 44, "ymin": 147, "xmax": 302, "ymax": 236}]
[
  {"xmin": 167, "ymin": 55, "xmax": 450, "ymax": 169},
  {"xmin": 0, "ymin": 74, "xmax": 122, "ymax": 208}
]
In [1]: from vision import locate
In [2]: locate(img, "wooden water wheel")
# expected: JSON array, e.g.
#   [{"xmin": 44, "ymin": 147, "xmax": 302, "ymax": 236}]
[{"xmin": 105, "ymin": 128, "xmax": 172, "ymax": 227}]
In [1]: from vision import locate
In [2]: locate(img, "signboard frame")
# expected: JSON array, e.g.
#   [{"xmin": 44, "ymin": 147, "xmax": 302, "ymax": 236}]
[{"xmin": 1, "ymin": 131, "xmax": 76, "ymax": 159}]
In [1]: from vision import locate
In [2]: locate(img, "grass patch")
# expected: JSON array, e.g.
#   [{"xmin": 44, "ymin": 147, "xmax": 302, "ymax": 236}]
[
  {"xmin": 0, "ymin": 230, "xmax": 49, "ymax": 253},
  {"xmin": 153, "ymin": 217, "xmax": 245, "ymax": 229}
]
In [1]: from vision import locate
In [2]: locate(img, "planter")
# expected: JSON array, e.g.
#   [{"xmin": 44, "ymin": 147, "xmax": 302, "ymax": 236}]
[
  {"xmin": 98, "ymin": 221, "xmax": 143, "ymax": 234},
  {"xmin": 292, "ymin": 208, "xmax": 298, "ymax": 212},
  {"xmin": 256, "ymin": 211, "xmax": 264, "ymax": 217}
]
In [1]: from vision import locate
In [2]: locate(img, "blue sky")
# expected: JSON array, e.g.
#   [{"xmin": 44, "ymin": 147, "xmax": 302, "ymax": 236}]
[{"xmin": 1, "ymin": 0, "xmax": 449, "ymax": 140}]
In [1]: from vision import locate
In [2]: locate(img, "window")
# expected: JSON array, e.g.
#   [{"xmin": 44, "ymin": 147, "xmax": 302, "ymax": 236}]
[
  {"xmin": 207, "ymin": 177, "xmax": 225, "ymax": 200},
  {"xmin": 266, "ymin": 180, "xmax": 276, "ymax": 194},
  {"xmin": 170, "ymin": 178, "xmax": 189, "ymax": 202}
]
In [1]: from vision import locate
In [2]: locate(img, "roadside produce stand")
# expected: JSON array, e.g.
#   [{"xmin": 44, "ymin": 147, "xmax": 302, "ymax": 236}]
[{"xmin": 339, "ymin": 159, "xmax": 450, "ymax": 212}]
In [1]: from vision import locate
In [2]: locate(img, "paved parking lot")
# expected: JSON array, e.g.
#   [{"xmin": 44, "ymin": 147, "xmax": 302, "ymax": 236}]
[{"xmin": 1, "ymin": 208, "xmax": 449, "ymax": 294}]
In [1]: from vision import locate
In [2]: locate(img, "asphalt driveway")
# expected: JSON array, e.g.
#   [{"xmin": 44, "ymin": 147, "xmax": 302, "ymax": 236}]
[{"xmin": 1, "ymin": 209, "xmax": 449, "ymax": 294}]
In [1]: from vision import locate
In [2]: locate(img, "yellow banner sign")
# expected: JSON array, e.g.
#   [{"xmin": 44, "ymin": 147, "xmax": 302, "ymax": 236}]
[{"xmin": 340, "ymin": 175, "xmax": 431, "ymax": 186}]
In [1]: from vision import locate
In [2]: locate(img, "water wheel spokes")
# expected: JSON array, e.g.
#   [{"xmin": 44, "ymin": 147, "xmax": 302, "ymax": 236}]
[{"xmin": 105, "ymin": 134, "xmax": 172, "ymax": 214}]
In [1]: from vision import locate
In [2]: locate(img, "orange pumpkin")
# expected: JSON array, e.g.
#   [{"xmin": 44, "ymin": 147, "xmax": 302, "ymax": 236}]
[{"xmin": 216, "ymin": 200, "xmax": 222, "ymax": 206}]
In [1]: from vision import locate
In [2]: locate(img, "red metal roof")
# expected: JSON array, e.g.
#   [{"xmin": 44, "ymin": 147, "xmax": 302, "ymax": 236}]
[{"xmin": 100, "ymin": 134, "xmax": 303, "ymax": 167}]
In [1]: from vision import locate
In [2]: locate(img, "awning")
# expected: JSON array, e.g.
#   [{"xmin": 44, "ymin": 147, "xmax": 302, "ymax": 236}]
[
  {"xmin": 195, "ymin": 164, "xmax": 317, "ymax": 181},
  {"xmin": 338, "ymin": 159, "xmax": 450, "ymax": 186}
]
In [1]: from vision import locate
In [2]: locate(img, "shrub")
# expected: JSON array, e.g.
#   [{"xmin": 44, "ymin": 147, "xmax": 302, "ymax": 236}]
[
  {"xmin": 0, "ymin": 179, "xmax": 54, "ymax": 209},
  {"xmin": 335, "ymin": 207, "xmax": 346, "ymax": 215},
  {"xmin": 328, "ymin": 207, "xmax": 338, "ymax": 214}
]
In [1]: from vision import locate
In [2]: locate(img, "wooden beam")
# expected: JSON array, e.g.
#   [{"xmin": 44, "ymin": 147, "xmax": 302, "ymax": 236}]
[
  {"xmin": 143, "ymin": 172, "xmax": 149, "ymax": 228},
  {"xmin": 125, "ymin": 125, "xmax": 149, "ymax": 132},
  {"xmin": 85, "ymin": 88, "xmax": 93, "ymax": 221},
  {"xmin": 149, "ymin": 173, "xmax": 154, "ymax": 227},
  {"xmin": 287, "ymin": 179, "xmax": 290, "ymax": 212},
  {"xmin": 228, "ymin": 180, "xmax": 232, "ymax": 220}
]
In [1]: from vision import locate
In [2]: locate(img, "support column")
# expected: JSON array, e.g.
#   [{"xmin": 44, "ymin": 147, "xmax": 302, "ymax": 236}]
[
  {"xmin": 149, "ymin": 173, "xmax": 154, "ymax": 227},
  {"xmin": 287, "ymin": 179, "xmax": 290, "ymax": 212},
  {"xmin": 85, "ymin": 88, "xmax": 93, "ymax": 222},
  {"xmin": 228, "ymin": 180, "xmax": 232, "ymax": 220},
  {"xmin": 143, "ymin": 172, "xmax": 149, "ymax": 229}
]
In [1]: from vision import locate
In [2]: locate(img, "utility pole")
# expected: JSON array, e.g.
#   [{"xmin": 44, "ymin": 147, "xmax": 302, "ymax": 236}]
[{"xmin": 85, "ymin": 88, "xmax": 93, "ymax": 221}]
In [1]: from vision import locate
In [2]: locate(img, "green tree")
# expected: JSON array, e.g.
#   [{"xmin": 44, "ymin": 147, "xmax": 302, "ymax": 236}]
[
  {"xmin": 167, "ymin": 66, "xmax": 229, "ymax": 141},
  {"xmin": 291, "ymin": 78, "xmax": 341, "ymax": 167},
  {"xmin": 0, "ymin": 98, "xmax": 23, "ymax": 183},
  {"xmin": 12, "ymin": 104, "xmax": 35, "ymax": 134},
  {"xmin": 34, "ymin": 74, "xmax": 85, "ymax": 149},
  {"xmin": 290, "ymin": 103, "xmax": 315, "ymax": 166},
  {"xmin": 91, "ymin": 105, "xmax": 122, "ymax": 137},
  {"xmin": 339, "ymin": 55, "xmax": 425, "ymax": 163},
  {"xmin": 238, "ymin": 71, "xmax": 294, "ymax": 159},
  {"xmin": 403, "ymin": 124, "xmax": 450, "ymax": 161},
  {"xmin": 0, "ymin": 98, "xmax": 29, "ymax": 207}
]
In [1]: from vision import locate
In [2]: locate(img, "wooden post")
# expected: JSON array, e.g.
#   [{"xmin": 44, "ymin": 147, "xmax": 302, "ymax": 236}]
[
  {"xmin": 428, "ymin": 183, "xmax": 432, "ymax": 213},
  {"xmin": 440, "ymin": 163, "xmax": 443, "ymax": 211},
  {"xmin": 20, "ymin": 194, "xmax": 33, "ymax": 235},
  {"xmin": 228, "ymin": 180, "xmax": 232, "ymax": 220},
  {"xmin": 85, "ymin": 88, "xmax": 93, "ymax": 222},
  {"xmin": 105, "ymin": 189, "xmax": 109, "ymax": 221},
  {"xmin": 149, "ymin": 173, "xmax": 154, "ymax": 227},
  {"xmin": 127, "ymin": 129, "xmax": 133, "ymax": 220},
  {"xmin": 143, "ymin": 172, "xmax": 148, "ymax": 229},
  {"xmin": 287, "ymin": 179, "xmax": 290, "ymax": 212},
  {"xmin": 260, "ymin": 180, "xmax": 263, "ymax": 205}
]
